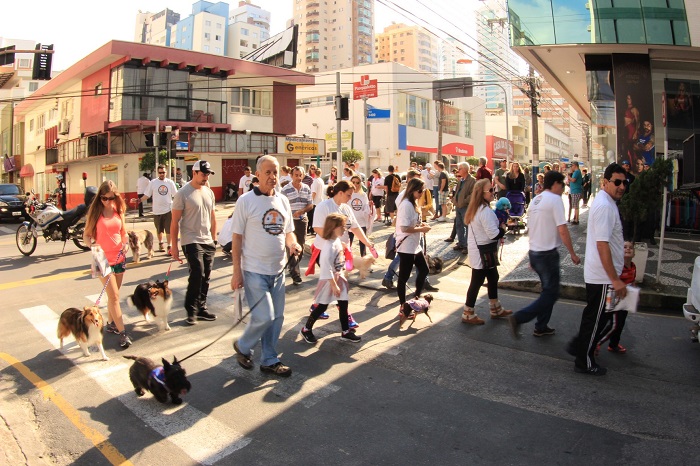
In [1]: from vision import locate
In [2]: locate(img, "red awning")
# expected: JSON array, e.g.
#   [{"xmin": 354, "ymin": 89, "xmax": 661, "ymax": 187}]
[{"xmin": 19, "ymin": 164, "xmax": 34, "ymax": 178}]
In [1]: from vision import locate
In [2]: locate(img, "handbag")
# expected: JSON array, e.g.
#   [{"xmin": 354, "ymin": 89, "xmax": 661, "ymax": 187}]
[
  {"xmin": 385, "ymin": 233, "xmax": 397, "ymax": 260},
  {"xmin": 471, "ymin": 228, "xmax": 499, "ymax": 269},
  {"xmin": 91, "ymin": 246, "xmax": 111, "ymax": 278}
]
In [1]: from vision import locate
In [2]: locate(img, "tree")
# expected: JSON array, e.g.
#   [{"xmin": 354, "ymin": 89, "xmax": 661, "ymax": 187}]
[
  {"xmin": 342, "ymin": 149, "xmax": 363, "ymax": 166},
  {"xmin": 139, "ymin": 149, "xmax": 170, "ymax": 173},
  {"xmin": 467, "ymin": 156, "xmax": 480, "ymax": 168},
  {"xmin": 619, "ymin": 158, "xmax": 673, "ymax": 241}
]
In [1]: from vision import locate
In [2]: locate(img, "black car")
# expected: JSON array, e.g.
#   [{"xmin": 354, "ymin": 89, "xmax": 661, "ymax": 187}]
[{"xmin": 0, "ymin": 184, "xmax": 28, "ymax": 221}]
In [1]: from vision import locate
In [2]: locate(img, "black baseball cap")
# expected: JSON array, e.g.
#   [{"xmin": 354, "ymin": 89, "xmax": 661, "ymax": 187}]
[{"xmin": 193, "ymin": 160, "xmax": 215, "ymax": 174}]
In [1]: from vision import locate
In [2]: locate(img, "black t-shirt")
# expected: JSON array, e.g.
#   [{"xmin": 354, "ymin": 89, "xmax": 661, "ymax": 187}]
[
  {"xmin": 438, "ymin": 171, "xmax": 449, "ymax": 192},
  {"xmin": 384, "ymin": 173, "xmax": 399, "ymax": 195}
]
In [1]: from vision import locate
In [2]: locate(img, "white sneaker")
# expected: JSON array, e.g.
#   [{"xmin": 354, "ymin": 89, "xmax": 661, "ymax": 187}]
[{"xmin": 437, "ymin": 216, "xmax": 447, "ymax": 222}]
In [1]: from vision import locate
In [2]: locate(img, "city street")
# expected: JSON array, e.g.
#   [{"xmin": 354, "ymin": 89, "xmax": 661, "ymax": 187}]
[{"xmin": 1, "ymin": 206, "xmax": 699, "ymax": 465}]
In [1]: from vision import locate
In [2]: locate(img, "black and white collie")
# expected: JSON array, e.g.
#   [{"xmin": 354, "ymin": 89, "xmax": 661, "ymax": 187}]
[
  {"xmin": 127, "ymin": 280, "xmax": 172, "ymax": 331},
  {"xmin": 57, "ymin": 306, "xmax": 108, "ymax": 360}
]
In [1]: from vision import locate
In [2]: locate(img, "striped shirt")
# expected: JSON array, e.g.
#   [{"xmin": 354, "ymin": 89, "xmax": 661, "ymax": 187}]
[{"xmin": 281, "ymin": 182, "xmax": 312, "ymax": 220}]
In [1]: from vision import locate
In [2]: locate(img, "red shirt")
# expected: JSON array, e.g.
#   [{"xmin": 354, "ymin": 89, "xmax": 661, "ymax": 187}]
[
  {"xmin": 476, "ymin": 166, "xmax": 493, "ymax": 182},
  {"xmin": 620, "ymin": 262, "xmax": 636, "ymax": 285}
]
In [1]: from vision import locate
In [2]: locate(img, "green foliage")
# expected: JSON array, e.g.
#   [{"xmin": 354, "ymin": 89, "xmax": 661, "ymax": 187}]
[
  {"xmin": 139, "ymin": 149, "xmax": 170, "ymax": 173},
  {"xmin": 466, "ymin": 157, "xmax": 480, "ymax": 168},
  {"xmin": 619, "ymin": 158, "xmax": 673, "ymax": 240},
  {"xmin": 342, "ymin": 149, "xmax": 363, "ymax": 165}
]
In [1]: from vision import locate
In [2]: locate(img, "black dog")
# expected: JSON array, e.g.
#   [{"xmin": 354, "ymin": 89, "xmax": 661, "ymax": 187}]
[{"xmin": 123, "ymin": 356, "xmax": 191, "ymax": 405}]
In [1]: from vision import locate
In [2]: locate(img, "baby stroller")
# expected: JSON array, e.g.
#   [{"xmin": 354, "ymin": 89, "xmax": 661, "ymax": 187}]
[{"xmin": 504, "ymin": 191, "xmax": 527, "ymax": 235}]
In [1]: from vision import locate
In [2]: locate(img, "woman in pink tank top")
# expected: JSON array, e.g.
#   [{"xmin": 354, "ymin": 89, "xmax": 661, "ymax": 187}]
[{"xmin": 84, "ymin": 180, "xmax": 132, "ymax": 348}]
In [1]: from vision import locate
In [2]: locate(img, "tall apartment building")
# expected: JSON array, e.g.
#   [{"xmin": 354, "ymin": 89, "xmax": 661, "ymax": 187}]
[
  {"xmin": 474, "ymin": 0, "xmax": 515, "ymax": 110},
  {"xmin": 134, "ymin": 9, "xmax": 181, "ymax": 47},
  {"xmin": 439, "ymin": 37, "xmax": 473, "ymax": 79},
  {"xmin": 227, "ymin": 1, "xmax": 272, "ymax": 58},
  {"xmin": 374, "ymin": 23, "xmax": 439, "ymax": 76},
  {"xmin": 293, "ymin": 0, "xmax": 374, "ymax": 73},
  {"xmin": 170, "ymin": 1, "xmax": 230, "ymax": 56}
]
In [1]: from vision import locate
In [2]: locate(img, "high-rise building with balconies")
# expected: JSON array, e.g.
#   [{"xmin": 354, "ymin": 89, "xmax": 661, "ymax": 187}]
[
  {"xmin": 134, "ymin": 9, "xmax": 181, "ymax": 47},
  {"xmin": 374, "ymin": 23, "xmax": 439, "ymax": 76},
  {"xmin": 293, "ymin": 0, "xmax": 374, "ymax": 74}
]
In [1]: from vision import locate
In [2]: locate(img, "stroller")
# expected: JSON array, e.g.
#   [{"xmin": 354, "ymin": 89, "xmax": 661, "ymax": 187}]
[{"xmin": 504, "ymin": 191, "xmax": 527, "ymax": 235}]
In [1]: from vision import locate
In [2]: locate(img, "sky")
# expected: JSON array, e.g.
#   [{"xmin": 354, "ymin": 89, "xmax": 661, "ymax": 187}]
[{"xmin": 1, "ymin": 0, "xmax": 486, "ymax": 72}]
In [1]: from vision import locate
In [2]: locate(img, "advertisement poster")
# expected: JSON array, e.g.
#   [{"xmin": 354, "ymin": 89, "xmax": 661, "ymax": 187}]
[
  {"xmin": 613, "ymin": 54, "xmax": 655, "ymax": 175},
  {"xmin": 665, "ymin": 78, "xmax": 699, "ymax": 152}
]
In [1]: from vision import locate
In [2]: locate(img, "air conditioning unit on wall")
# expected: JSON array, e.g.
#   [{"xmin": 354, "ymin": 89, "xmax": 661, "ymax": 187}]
[{"xmin": 58, "ymin": 119, "xmax": 70, "ymax": 135}]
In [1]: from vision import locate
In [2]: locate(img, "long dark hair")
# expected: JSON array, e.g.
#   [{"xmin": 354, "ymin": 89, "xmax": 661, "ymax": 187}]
[
  {"xmin": 326, "ymin": 180, "xmax": 352, "ymax": 198},
  {"xmin": 403, "ymin": 178, "xmax": 424, "ymax": 209}
]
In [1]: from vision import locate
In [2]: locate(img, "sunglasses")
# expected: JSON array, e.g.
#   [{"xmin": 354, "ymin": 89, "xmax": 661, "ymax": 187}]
[
  {"xmin": 607, "ymin": 178, "xmax": 629, "ymax": 187},
  {"xmin": 484, "ymin": 188, "xmax": 494, "ymax": 193},
  {"xmin": 101, "ymin": 195, "xmax": 116, "ymax": 201},
  {"xmin": 158, "ymin": 171, "xmax": 165, "ymax": 174}
]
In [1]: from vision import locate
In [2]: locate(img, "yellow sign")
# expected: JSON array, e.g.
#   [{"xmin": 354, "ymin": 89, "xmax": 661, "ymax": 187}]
[
  {"xmin": 284, "ymin": 138, "xmax": 319, "ymax": 154},
  {"xmin": 184, "ymin": 155, "xmax": 199, "ymax": 162},
  {"xmin": 101, "ymin": 164, "xmax": 118, "ymax": 172}
]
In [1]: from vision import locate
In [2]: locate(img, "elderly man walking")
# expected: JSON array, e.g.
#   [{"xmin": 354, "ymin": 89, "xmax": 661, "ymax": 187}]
[
  {"xmin": 231, "ymin": 155, "xmax": 302, "ymax": 377},
  {"xmin": 452, "ymin": 162, "xmax": 475, "ymax": 252},
  {"xmin": 508, "ymin": 170, "xmax": 580, "ymax": 338},
  {"xmin": 281, "ymin": 166, "xmax": 313, "ymax": 285}
]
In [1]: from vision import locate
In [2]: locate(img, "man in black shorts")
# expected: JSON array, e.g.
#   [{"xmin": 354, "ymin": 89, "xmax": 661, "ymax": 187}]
[{"xmin": 383, "ymin": 165, "xmax": 401, "ymax": 224}]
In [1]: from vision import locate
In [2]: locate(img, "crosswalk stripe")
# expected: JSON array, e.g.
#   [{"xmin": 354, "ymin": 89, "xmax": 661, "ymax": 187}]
[
  {"xmin": 20, "ymin": 305, "xmax": 252, "ymax": 465},
  {"xmin": 0, "ymin": 226, "xmax": 15, "ymax": 234}
]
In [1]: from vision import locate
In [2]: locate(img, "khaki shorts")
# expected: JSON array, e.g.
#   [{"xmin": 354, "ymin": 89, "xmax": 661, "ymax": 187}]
[{"xmin": 154, "ymin": 211, "xmax": 172, "ymax": 234}]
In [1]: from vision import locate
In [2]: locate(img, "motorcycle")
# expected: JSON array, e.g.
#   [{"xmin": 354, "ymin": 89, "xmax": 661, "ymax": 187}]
[{"xmin": 16, "ymin": 186, "xmax": 97, "ymax": 256}]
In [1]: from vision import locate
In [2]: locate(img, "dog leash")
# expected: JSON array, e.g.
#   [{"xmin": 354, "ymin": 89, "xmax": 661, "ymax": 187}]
[
  {"xmin": 178, "ymin": 256, "xmax": 293, "ymax": 363},
  {"xmin": 94, "ymin": 250, "xmax": 124, "ymax": 306}
]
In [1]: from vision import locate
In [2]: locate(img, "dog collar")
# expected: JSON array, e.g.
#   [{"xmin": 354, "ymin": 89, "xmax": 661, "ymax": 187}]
[{"xmin": 150, "ymin": 367, "xmax": 167, "ymax": 388}]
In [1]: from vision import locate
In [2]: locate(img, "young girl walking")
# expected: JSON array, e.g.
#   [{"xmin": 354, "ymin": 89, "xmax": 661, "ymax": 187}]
[{"xmin": 301, "ymin": 213, "xmax": 361, "ymax": 343}]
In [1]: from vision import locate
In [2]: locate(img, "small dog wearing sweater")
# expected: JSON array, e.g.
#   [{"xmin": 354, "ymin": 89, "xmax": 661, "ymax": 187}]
[
  {"xmin": 123, "ymin": 355, "xmax": 191, "ymax": 405},
  {"xmin": 398, "ymin": 294, "xmax": 434, "ymax": 327}
]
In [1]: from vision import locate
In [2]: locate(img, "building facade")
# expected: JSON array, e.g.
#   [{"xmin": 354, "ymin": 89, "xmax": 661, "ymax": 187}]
[
  {"xmin": 374, "ymin": 23, "xmax": 439, "ymax": 76},
  {"xmin": 11, "ymin": 41, "xmax": 314, "ymax": 207},
  {"xmin": 134, "ymin": 9, "xmax": 181, "ymax": 47},
  {"xmin": 475, "ymin": 0, "xmax": 516, "ymax": 110},
  {"xmin": 229, "ymin": 1, "xmax": 271, "ymax": 41},
  {"xmin": 170, "ymin": 1, "xmax": 230, "ymax": 56},
  {"xmin": 293, "ymin": 0, "xmax": 374, "ymax": 73}
]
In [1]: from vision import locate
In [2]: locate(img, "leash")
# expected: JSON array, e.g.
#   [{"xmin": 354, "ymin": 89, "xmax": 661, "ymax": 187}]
[
  {"xmin": 94, "ymin": 250, "xmax": 124, "ymax": 306},
  {"xmin": 178, "ymin": 255, "xmax": 293, "ymax": 363}
]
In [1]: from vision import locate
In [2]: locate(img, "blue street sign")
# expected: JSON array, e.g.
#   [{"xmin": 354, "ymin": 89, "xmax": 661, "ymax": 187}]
[
  {"xmin": 175, "ymin": 141, "xmax": 189, "ymax": 150},
  {"xmin": 367, "ymin": 107, "xmax": 390, "ymax": 119}
]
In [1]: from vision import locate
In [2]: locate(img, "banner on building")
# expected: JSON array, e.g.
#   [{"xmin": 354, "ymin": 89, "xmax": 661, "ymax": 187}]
[
  {"xmin": 278, "ymin": 136, "xmax": 323, "ymax": 155},
  {"xmin": 353, "ymin": 75, "xmax": 378, "ymax": 100},
  {"xmin": 325, "ymin": 131, "xmax": 353, "ymax": 152}
]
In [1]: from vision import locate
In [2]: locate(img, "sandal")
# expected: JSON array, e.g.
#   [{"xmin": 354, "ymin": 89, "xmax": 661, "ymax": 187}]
[
  {"xmin": 461, "ymin": 306, "xmax": 485, "ymax": 325},
  {"xmin": 489, "ymin": 301, "xmax": 513, "ymax": 319}
]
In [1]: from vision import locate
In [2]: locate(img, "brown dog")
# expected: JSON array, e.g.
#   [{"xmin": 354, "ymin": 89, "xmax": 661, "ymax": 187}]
[
  {"xmin": 128, "ymin": 230, "xmax": 154, "ymax": 263},
  {"xmin": 57, "ymin": 306, "xmax": 108, "ymax": 360}
]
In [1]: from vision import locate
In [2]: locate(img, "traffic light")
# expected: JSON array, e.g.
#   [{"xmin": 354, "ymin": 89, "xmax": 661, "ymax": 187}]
[
  {"xmin": 145, "ymin": 133, "xmax": 154, "ymax": 147},
  {"xmin": 335, "ymin": 96, "xmax": 349, "ymax": 120}
]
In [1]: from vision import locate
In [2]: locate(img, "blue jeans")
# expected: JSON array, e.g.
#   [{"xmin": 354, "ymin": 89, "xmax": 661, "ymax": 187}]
[
  {"xmin": 432, "ymin": 186, "xmax": 441, "ymax": 216},
  {"xmin": 384, "ymin": 255, "xmax": 401, "ymax": 280},
  {"xmin": 238, "ymin": 270, "xmax": 286, "ymax": 367},
  {"xmin": 455, "ymin": 207, "xmax": 467, "ymax": 247},
  {"xmin": 513, "ymin": 249, "xmax": 560, "ymax": 331}
]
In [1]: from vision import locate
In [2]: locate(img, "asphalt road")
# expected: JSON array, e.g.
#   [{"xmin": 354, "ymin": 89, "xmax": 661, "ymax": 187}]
[{"xmin": 1, "ymin": 212, "xmax": 699, "ymax": 466}]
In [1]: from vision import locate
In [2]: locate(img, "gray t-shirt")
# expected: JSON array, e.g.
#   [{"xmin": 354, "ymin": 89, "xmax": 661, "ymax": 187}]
[{"xmin": 172, "ymin": 182, "xmax": 216, "ymax": 246}]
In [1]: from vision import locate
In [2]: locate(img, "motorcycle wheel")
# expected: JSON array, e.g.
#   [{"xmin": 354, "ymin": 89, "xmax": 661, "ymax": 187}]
[
  {"xmin": 16, "ymin": 224, "xmax": 37, "ymax": 256},
  {"xmin": 72, "ymin": 222, "xmax": 91, "ymax": 251}
]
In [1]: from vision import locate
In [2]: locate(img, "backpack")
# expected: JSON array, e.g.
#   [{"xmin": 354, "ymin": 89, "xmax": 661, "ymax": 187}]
[{"xmin": 391, "ymin": 174, "xmax": 401, "ymax": 193}]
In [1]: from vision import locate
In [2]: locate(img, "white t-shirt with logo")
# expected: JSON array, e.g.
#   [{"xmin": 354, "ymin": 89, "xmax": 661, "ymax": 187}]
[
  {"xmin": 349, "ymin": 192, "xmax": 371, "ymax": 228},
  {"xmin": 584, "ymin": 190, "xmax": 624, "ymax": 284},
  {"xmin": 396, "ymin": 198, "xmax": 422, "ymax": 254},
  {"xmin": 370, "ymin": 176, "xmax": 385, "ymax": 197},
  {"xmin": 312, "ymin": 198, "xmax": 359, "ymax": 250},
  {"xmin": 143, "ymin": 178, "xmax": 178, "ymax": 215},
  {"xmin": 239, "ymin": 174, "xmax": 254, "ymax": 192},
  {"xmin": 526, "ymin": 190, "xmax": 565, "ymax": 251},
  {"xmin": 231, "ymin": 190, "xmax": 294, "ymax": 276}
]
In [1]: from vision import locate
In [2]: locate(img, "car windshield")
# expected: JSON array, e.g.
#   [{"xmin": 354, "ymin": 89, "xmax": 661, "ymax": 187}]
[{"xmin": 0, "ymin": 184, "xmax": 21, "ymax": 195}]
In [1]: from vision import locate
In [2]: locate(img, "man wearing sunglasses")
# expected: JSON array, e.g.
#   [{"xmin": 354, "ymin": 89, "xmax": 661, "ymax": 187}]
[{"xmin": 569, "ymin": 162, "xmax": 628, "ymax": 376}]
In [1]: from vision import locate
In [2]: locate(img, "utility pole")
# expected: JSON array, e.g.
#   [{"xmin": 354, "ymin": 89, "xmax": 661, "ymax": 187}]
[
  {"xmin": 154, "ymin": 117, "xmax": 160, "ymax": 170},
  {"xmin": 335, "ymin": 72, "xmax": 342, "ymax": 171},
  {"xmin": 526, "ymin": 66, "xmax": 540, "ymax": 169},
  {"xmin": 436, "ymin": 99, "xmax": 444, "ymax": 163}
]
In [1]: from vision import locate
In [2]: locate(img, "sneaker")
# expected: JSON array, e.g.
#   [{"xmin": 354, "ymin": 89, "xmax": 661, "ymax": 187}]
[
  {"xmin": 437, "ymin": 216, "xmax": 447, "ymax": 222},
  {"xmin": 186, "ymin": 316, "xmax": 197, "ymax": 325},
  {"xmin": 119, "ymin": 332, "xmax": 132, "ymax": 348},
  {"xmin": 197, "ymin": 310, "xmax": 217, "ymax": 321},
  {"xmin": 300, "ymin": 328, "xmax": 317, "ymax": 344},
  {"xmin": 233, "ymin": 340, "xmax": 254, "ymax": 370},
  {"xmin": 309, "ymin": 303, "xmax": 330, "ymax": 319},
  {"xmin": 292, "ymin": 277, "xmax": 303, "ymax": 285},
  {"xmin": 608, "ymin": 344, "xmax": 627, "ymax": 354},
  {"xmin": 533, "ymin": 326, "xmax": 556, "ymax": 337},
  {"xmin": 382, "ymin": 278, "xmax": 395, "ymax": 289},
  {"xmin": 105, "ymin": 322, "xmax": 119, "ymax": 334},
  {"xmin": 341, "ymin": 331, "xmax": 362, "ymax": 342},
  {"xmin": 260, "ymin": 361, "xmax": 292, "ymax": 377},
  {"xmin": 348, "ymin": 314, "xmax": 359, "ymax": 329},
  {"xmin": 507, "ymin": 315, "xmax": 521, "ymax": 339},
  {"xmin": 574, "ymin": 365, "xmax": 607, "ymax": 376}
]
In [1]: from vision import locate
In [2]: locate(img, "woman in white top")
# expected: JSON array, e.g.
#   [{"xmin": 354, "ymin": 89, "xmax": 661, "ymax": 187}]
[
  {"xmin": 348, "ymin": 175, "xmax": 372, "ymax": 256},
  {"xmin": 370, "ymin": 169, "xmax": 385, "ymax": 222},
  {"xmin": 395, "ymin": 178, "xmax": 432, "ymax": 307},
  {"xmin": 462, "ymin": 179, "xmax": 512, "ymax": 324}
]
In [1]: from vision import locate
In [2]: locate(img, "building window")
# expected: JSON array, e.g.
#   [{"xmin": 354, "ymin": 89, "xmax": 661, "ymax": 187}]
[
  {"xmin": 18, "ymin": 58, "xmax": 31, "ymax": 68},
  {"xmin": 28, "ymin": 82, "xmax": 38, "ymax": 92},
  {"xmin": 240, "ymin": 40, "xmax": 249, "ymax": 47},
  {"xmin": 205, "ymin": 20, "xmax": 211, "ymax": 26},
  {"xmin": 398, "ymin": 93, "xmax": 430, "ymax": 130},
  {"xmin": 205, "ymin": 33, "xmax": 211, "ymax": 40},
  {"xmin": 230, "ymin": 88, "xmax": 272, "ymax": 116},
  {"xmin": 29, "ymin": 119, "xmax": 34, "ymax": 131},
  {"xmin": 204, "ymin": 45, "xmax": 210, "ymax": 51},
  {"xmin": 215, "ymin": 47, "xmax": 221, "ymax": 53},
  {"xmin": 242, "ymin": 28, "xmax": 249, "ymax": 36},
  {"xmin": 216, "ymin": 23, "xmax": 222, "ymax": 29},
  {"xmin": 215, "ymin": 35, "xmax": 221, "ymax": 41}
]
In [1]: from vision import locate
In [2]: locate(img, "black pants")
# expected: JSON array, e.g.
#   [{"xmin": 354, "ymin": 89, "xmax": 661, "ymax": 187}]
[
  {"xmin": 307, "ymin": 300, "xmax": 349, "ymax": 332},
  {"xmin": 307, "ymin": 206, "xmax": 316, "ymax": 234},
  {"xmin": 137, "ymin": 193, "xmax": 144, "ymax": 216},
  {"xmin": 583, "ymin": 188, "xmax": 591, "ymax": 205},
  {"xmin": 465, "ymin": 267, "xmax": 499, "ymax": 307},
  {"xmin": 288, "ymin": 217, "xmax": 307, "ymax": 280},
  {"xmin": 348, "ymin": 226, "xmax": 367, "ymax": 256},
  {"xmin": 573, "ymin": 283, "xmax": 611, "ymax": 370},
  {"xmin": 182, "ymin": 243, "xmax": 215, "ymax": 318},
  {"xmin": 397, "ymin": 252, "xmax": 429, "ymax": 304},
  {"xmin": 598, "ymin": 310, "xmax": 628, "ymax": 348}
]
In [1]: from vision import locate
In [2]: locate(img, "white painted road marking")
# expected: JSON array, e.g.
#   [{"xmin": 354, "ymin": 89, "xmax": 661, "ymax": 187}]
[{"xmin": 20, "ymin": 305, "xmax": 252, "ymax": 465}]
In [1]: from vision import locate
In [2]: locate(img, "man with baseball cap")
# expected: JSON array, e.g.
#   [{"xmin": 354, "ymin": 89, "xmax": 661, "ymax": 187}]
[{"xmin": 171, "ymin": 160, "xmax": 218, "ymax": 325}]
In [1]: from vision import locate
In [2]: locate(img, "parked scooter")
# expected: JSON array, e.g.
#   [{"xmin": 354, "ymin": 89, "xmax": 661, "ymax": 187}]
[
  {"xmin": 682, "ymin": 256, "xmax": 700, "ymax": 342},
  {"xmin": 16, "ymin": 186, "xmax": 97, "ymax": 256}
]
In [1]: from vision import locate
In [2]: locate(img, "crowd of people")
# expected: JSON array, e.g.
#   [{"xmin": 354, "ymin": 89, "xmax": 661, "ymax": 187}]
[{"xmin": 88, "ymin": 155, "xmax": 641, "ymax": 378}]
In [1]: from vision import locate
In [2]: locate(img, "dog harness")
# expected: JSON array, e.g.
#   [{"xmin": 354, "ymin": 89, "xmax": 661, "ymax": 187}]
[{"xmin": 150, "ymin": 367, "xmax": 167, "ymax": 388}]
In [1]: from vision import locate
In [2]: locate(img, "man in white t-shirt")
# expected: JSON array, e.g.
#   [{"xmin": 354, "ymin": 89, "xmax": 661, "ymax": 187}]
[
  {"xmin": 140, "ymin": 164, "xmax": 178, "ymax": 253},
  {"xmin": 569, "ymin": 162, "xmax": 628, "ymax": 376},
  {"xmin": 231, "ymin": 155, "xmax": 301, "ymax": 378},
  {"xmin": 508, "ymin": 171, "xmax": 580, "ymax": 338},
  {"xmin": 238, "ymin": 166, "xmax": 253, "ymax": 197},
  {"xmin": 309, "ymin": 167, "xmax": 325, "ymax": 234},
  {"xmin": 136, "ymin": 172, "xmax": 151, "ymax": 217}
]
